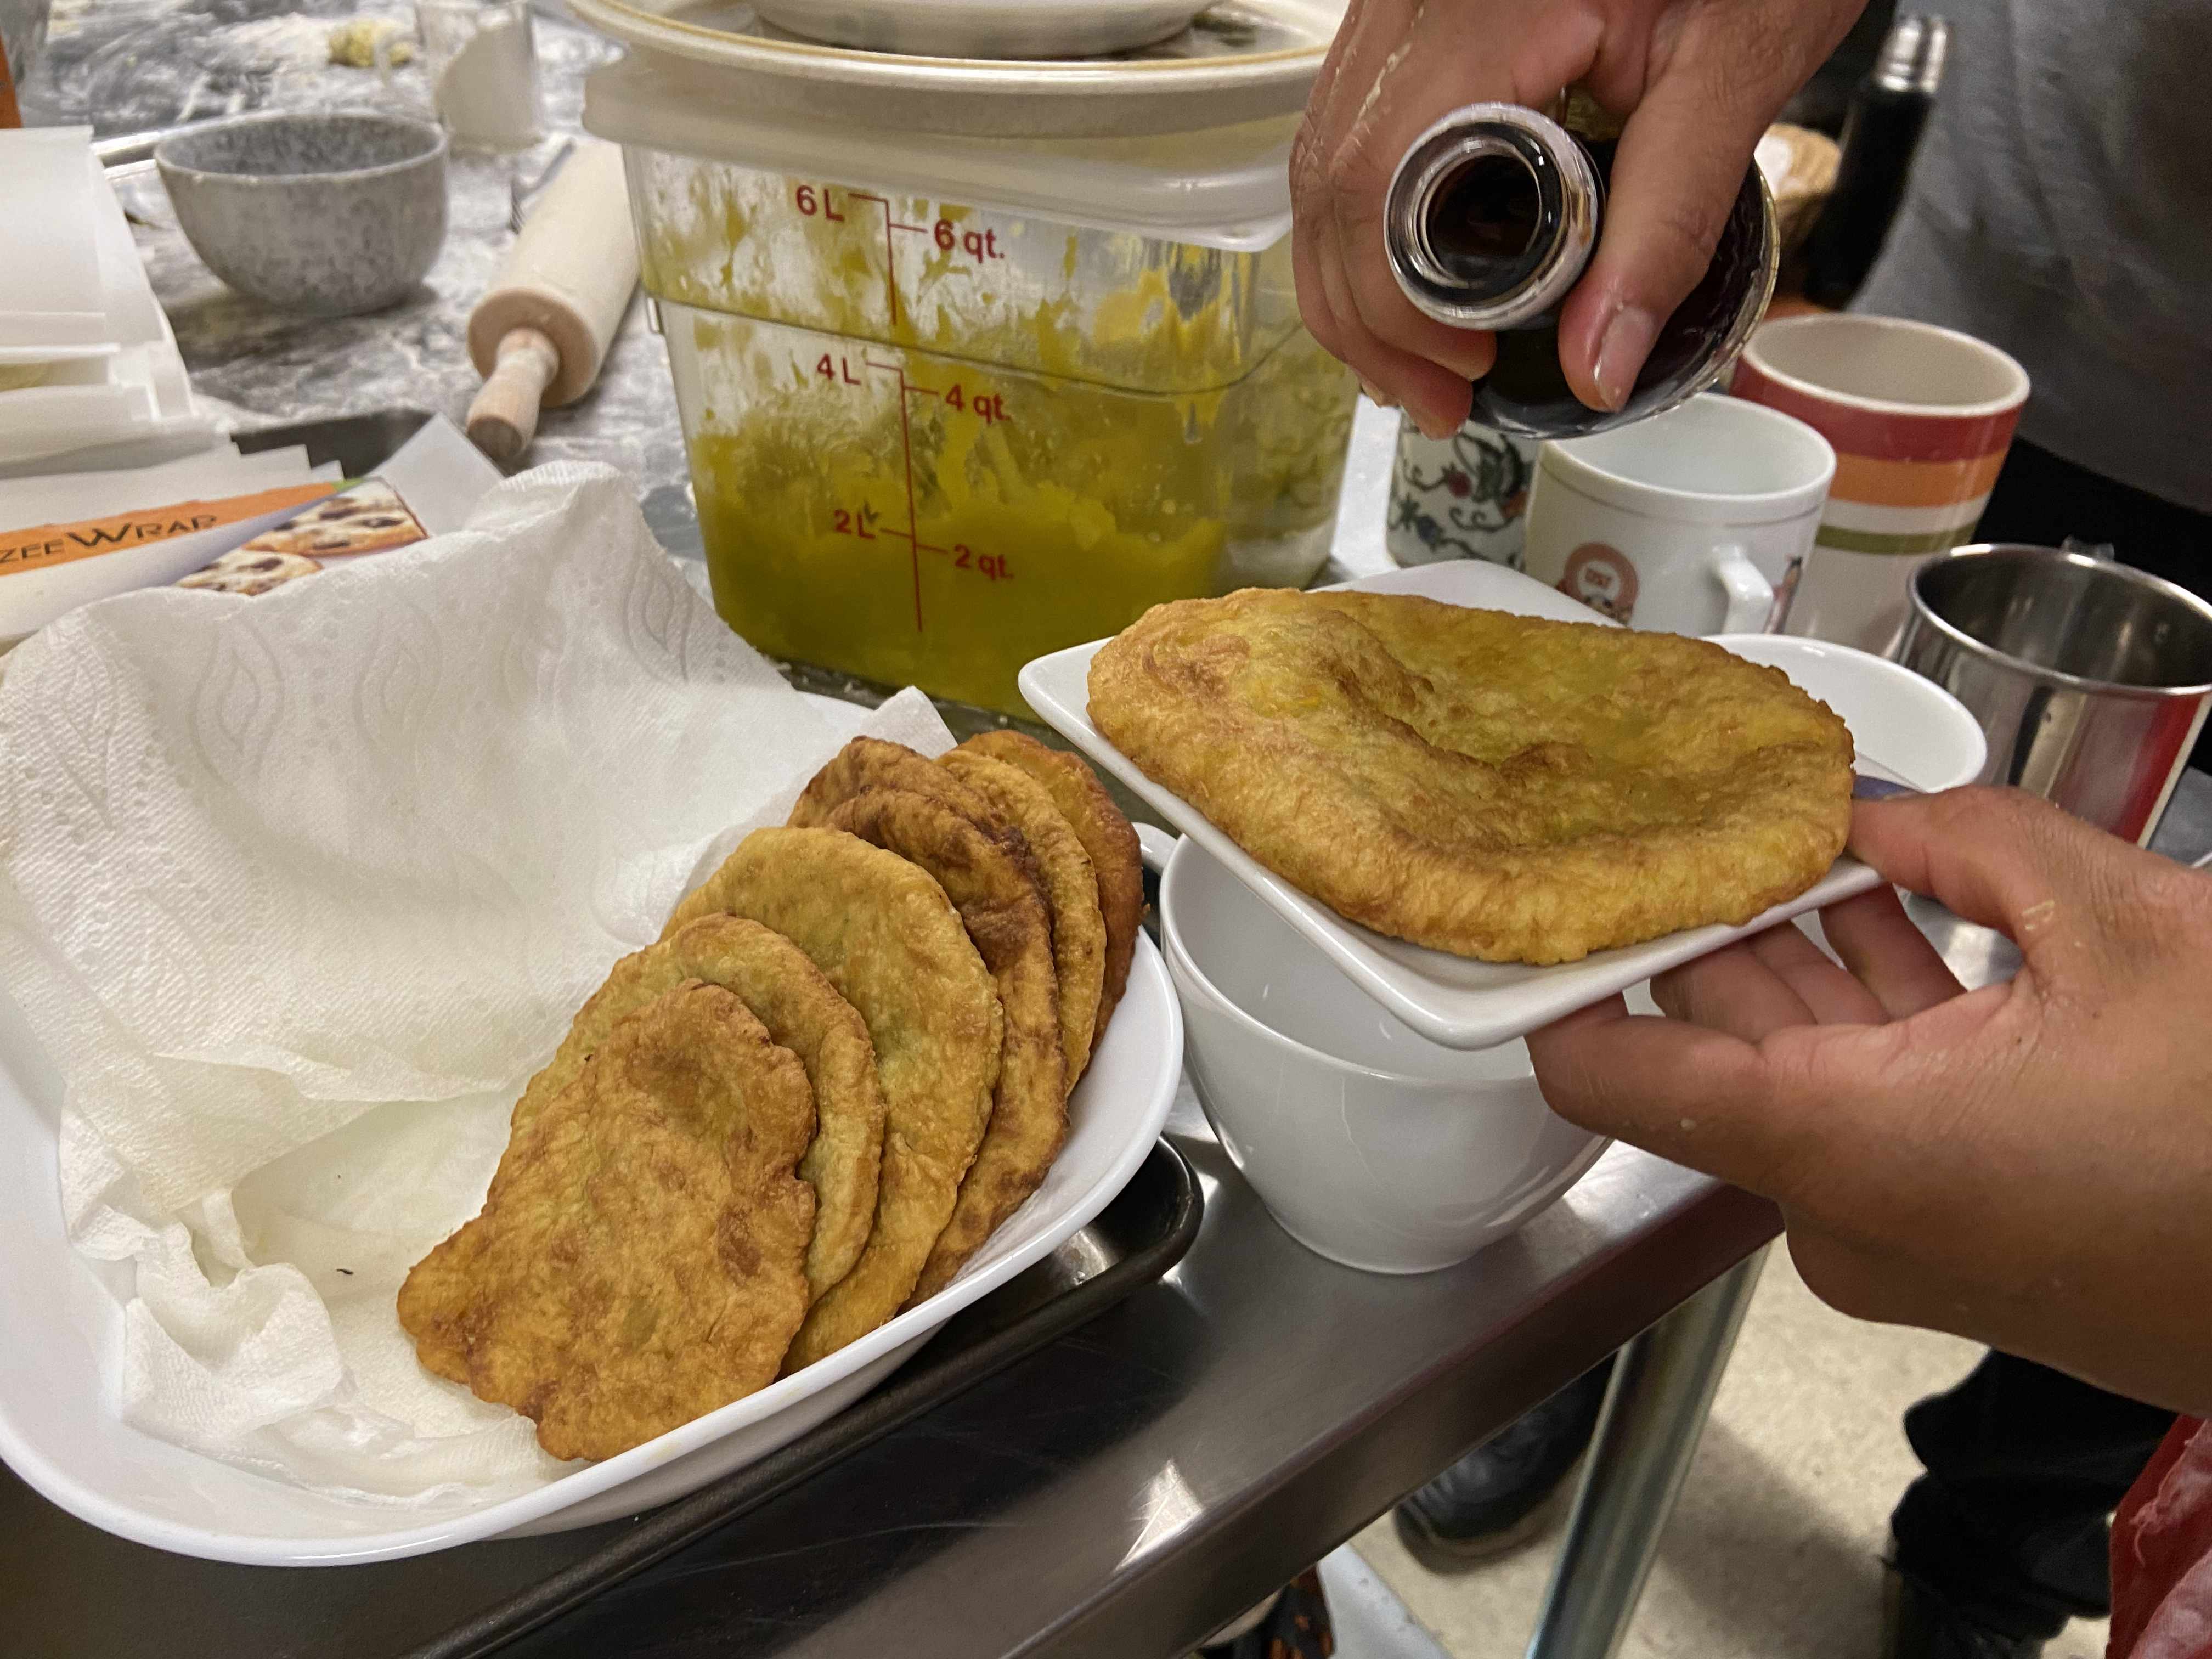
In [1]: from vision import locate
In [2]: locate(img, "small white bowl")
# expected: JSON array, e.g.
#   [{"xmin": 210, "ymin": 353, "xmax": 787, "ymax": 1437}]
[{"xmin": 1158, "ymin": 834, "xmax": 1609, "ymax": 1274}]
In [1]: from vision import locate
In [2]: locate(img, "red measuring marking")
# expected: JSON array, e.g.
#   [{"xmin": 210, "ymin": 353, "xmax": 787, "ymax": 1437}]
[
  {"xmin": 865, "ymin": 358, "xmax": 939, "ymax": 630},
  {"xmin": 844, "ymin": 193, "xmax": 932, "ymax": 330},
  {"xmin": 836, "ymin": 360, "xmax": 1013, "ymax": 628}
]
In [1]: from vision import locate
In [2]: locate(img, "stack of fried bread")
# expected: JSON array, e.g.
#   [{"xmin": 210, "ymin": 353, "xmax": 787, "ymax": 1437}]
[{"xmin": 397, "ymin": 731, "xmax": 1143, "ymax": 1461}]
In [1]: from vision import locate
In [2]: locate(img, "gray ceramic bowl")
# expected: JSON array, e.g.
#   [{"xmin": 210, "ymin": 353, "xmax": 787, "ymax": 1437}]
[{"xmin": 156, "ymin": 112, "xmax": 449, "ymax": 317}]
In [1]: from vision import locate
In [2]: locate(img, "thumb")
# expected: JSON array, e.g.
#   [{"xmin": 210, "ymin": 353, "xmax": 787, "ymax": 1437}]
[
  {"xmin": 1554, "ymin": 0, "xmax": 1853, "ymax": 412},
  {"xmin": 1849, "ymin": 787, "xmax": 2177, "ymax": 984},
  {"xmin": 1553, "ymin": 72, "xmax": 1769, "ymax": 411}
]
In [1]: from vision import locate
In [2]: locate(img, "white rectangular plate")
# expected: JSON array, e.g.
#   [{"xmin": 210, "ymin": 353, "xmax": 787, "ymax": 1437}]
[{"xmin": 1020, "ymin": 561, "xmax": 1987, "ymax": 1051}]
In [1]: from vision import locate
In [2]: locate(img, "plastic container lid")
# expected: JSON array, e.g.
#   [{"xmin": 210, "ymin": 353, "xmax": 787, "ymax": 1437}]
[
  {"xmin": 588, "ymin": 54, "xmax": 1301, "ymax": 247},
  {"xmin": 577, "ymin": 0, "xmax": 1341, "ymax": 248}
]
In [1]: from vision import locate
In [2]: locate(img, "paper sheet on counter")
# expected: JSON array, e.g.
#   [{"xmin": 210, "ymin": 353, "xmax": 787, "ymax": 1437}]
[
  {"xmin": 0, "ymin": 463, "xmax": 953, "ymax": 1505},
  {"xmin": 0, "ymin": 416, "xmax": 494, "ymax": 647}
]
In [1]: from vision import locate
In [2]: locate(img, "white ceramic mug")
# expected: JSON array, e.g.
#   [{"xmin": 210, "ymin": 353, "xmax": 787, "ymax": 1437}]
[{"xmin": 1522, "ymin": 393, "xmax": 1836, "ymax": 635}]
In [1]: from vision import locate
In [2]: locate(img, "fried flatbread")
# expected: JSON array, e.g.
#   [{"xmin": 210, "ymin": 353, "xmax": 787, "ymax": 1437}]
[
  {"xmin": 787, "ymin": 737, "xmax": 985, "ymax": 832},
  {"xmin": 1087, "ymin": 589, "xmax": 1855, "ymax": 964},
  {"xmin": 397, "ymin": 983, "xmax": 816, "ymax": 1461},
  {"xmin": 665, "ymin": 828, "xmax": 1002, "ymax": 1369},
  {"xmin": 511, "ymin": 915, "xmax": 887, "ymax": 1305},
  {"xmin": 825, "ymin": 789, "xmax": 1066, "ymax": 1304},
  {"xmin": 957, "ymin": 731, "xmax": 1143, "ymax": 1039},
  {"xmin": 941, "ymin": 748, "xmax": 1105, "ymax": 1088}
]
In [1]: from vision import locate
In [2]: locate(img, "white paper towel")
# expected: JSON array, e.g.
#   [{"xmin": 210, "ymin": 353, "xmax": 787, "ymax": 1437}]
[{"xmin": 0, "ymin": 463, "xmax": 953, "ymax": 1504}]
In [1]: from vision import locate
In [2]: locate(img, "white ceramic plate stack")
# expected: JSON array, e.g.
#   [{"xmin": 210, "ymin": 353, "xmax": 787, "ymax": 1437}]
[{"xmin": 749, "ymin": 0, "xmax": 1214, "ymax": 59}]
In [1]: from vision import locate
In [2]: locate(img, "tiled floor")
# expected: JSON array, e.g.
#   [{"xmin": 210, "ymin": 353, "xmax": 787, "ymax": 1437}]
[{"xmin": 1351, "ymin": 1248, "xmax": 2112, "ymax": 1659}]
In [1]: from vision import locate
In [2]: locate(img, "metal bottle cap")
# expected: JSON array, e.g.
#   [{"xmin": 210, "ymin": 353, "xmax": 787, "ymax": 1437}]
[
  {"xmin": 1384, "ymin": 103, "xmax": 1603, "ymax": 332},
  {"xmin": 1875, "ymin": 15, "xmax": 1950, "ymax": 95}
]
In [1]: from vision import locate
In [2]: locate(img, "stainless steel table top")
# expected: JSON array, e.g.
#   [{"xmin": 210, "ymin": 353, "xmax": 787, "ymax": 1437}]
[{"xmin": 491, "ymin": 1136, "xmax": 1779, "ymax": 1659}]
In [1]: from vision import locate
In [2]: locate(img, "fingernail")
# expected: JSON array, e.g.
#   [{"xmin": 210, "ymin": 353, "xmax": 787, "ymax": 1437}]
[
  {"xmin": 1358, "ymin": 379, "xmax": 1396, "ymax": 409},
  {"xmin": 1413, "ymin": 409, "xmax": 1461, "ymax": 441},
  {"xmin": 1434, "ymin": 335, "xmax": 1496, "ymax": 383},
  {"xmin": 1593, "ymin": 304, "xmax": 1658, "ymax": 411}
]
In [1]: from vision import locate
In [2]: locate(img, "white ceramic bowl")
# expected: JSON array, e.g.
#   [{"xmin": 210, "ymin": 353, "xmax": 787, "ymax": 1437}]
[
  {"xmin": 750, "ymin": 0, "xmax": 1207, "ymax": 59},
  {"xmin": 1158, "ymin": 834, "xmax": 1609, "ymax": 1274},
  {"xmin": 1708, "ymin": 630, "xmax": 1988, "ymax": 792}
]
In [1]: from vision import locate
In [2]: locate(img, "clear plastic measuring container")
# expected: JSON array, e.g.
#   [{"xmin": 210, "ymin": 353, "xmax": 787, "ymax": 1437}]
[{"xmin": 589, "ymin": 46, "xmax": 1358, "ymax": 715}]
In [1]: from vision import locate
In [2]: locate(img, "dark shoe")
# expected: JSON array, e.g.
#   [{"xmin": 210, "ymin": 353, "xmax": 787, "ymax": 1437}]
[
  {"xmin": 1195, "ymin": 1569, "xmax": 1331, "ymax": 1658},
  {"xmin": 1882, "ymin": 1567, "xmax": 2046, "ymax": 1659},
  {"xmin": 1393, "ymin": 1361, "xmax": 1614, "ymax": 1564}
]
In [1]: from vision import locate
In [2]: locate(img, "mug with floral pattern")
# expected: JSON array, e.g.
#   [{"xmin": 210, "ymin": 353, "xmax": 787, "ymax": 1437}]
[{"xmin": 1386, "ymin": 416, "xmax": 1541, "ymax": 569}]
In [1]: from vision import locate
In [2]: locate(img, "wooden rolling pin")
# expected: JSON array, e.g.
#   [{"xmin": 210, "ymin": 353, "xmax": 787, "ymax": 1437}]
[{"xmin": 465, "ymin": 139, "xmax": 639, "ymax": 466}]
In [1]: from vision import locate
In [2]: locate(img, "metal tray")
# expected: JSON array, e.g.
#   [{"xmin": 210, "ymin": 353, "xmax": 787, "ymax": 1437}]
[
  {"xmin": 232, "ymin": 408, "xmax": 433, "ymax": 478},
  {"xmin": 0, "ymin": 1141, "xmax": 1201, "ymax": 1659}
]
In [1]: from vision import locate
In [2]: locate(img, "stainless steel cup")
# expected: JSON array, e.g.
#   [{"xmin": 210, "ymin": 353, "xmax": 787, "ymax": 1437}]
[{"xmin": 1897, "ymin": 544, "xmax": 2212, "ymax": 843}]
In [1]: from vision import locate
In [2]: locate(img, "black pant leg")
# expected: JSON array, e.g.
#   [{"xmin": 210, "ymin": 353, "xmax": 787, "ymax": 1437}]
[
  {"xmin": 1970, "ymin": 438, "xmax": 2212, "ymax": 769},
  {"xmin": 1889, "ymin": 1351, "xmax": 2176, "ymax": 1642}
]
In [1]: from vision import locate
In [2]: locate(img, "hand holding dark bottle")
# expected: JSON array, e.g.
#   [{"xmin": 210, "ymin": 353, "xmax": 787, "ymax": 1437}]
[
  {"xmin": 1380, "ymin": 98, "xmax": 1776, "ymax": 437},
  {"xmin": 1289, "ymin": 0, "xmax": 1865, "ymax": 436}
]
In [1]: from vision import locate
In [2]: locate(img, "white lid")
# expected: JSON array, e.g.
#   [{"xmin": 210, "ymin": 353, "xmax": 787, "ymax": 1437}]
[
  {"xmin": 583, "ymin": 46, "xmax": 1305, "ymax": 247},
  {"xmin": 568, "ymin": 0, "xmax": 1335, "ymax": 130}
]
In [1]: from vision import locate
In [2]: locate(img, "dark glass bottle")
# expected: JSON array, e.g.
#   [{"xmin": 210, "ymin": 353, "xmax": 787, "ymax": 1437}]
[
  {"xmin": 1801, "ymin": 15, "xmax": 1949, "ymax": 309},
  {"xmin": 1383, "ymin": 100, "xmax": 1776, "ymax": 439}
]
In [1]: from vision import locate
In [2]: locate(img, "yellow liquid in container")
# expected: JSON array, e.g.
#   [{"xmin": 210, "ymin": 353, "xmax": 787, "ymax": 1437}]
[{"xmin": 637, "ymin": 158, "xmax": 1359, "ymax": 715}]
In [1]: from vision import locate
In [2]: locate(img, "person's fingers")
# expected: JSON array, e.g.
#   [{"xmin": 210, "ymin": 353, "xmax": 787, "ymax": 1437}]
[
  {"xmin": 1321, "ymin": 132, "xmax": 1500, "ymax": 390},
  {"xmin": 1295, "ymin": 0, "xmax": 1368, "ymax": 120},
  {"xmin": 1314, "ymin": 233, "xmax": 1474, "ymax": 433},
  {"xmin": 1818, "ymin": 883, "xmax": 1964, "ymax": 1018},
  {"xmin": 1311, "ymin": 10, "xmax": 1502, "ymax": 415},
  {"xmin": 1528, "ymin": 996, "xmax": 1842, "ymax": 1198},
  {"xmin": 1652, "ymin": 921, "xmax": 1885, "ymax": 1037},
  {"xmin": 1294, "ymin": 159, "xmax": 1468, "ymax": 427},
  {"xmin": 1850, "ymin": 788, "xmax": 2186, "ymax": 988},
  {"xmin": 1744, "ymin": 920, "xmax": 1891, "ymax": 1025},
  {"xmin": 1290, "ymin": 0, "xmax": 1420, "ymax": 400},
  {"xmin": 1300, "ymin": 0, "xmax": 1602, "ymax": 414},
  {"xmin": 1553, "ymin": 71, "xmax": 1771, "ymax": 410},
  {"xmin": 1290, "ymin": 209, "xmax": 1349, "ymax": 364},
  {"xmin": 1651, "ymin": 936, "xmax": 1815, "ymax": 1040}
]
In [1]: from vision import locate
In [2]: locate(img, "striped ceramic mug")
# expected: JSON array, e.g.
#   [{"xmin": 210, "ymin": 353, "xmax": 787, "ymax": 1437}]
[{"xmin": 1731, "ymin": 314, "xmax": 2029, "ymax": 655}]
